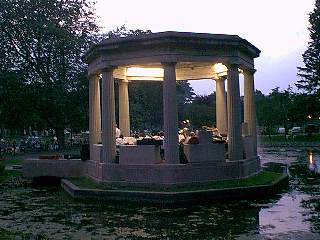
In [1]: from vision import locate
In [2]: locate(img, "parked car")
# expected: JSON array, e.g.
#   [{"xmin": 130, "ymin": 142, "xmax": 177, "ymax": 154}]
[
  {"xmin": 277, "ymin": 127, "xmax": 285, "ymax": 134},
  {"xmin": 289, "ymin": 127, "xmax": 301, "ymax": 134}
]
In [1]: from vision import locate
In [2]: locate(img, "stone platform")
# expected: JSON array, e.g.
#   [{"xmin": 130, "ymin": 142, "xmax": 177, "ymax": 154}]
[{"xmin": 61, "ymin": 172, "xmax": 289, "ymax": 205}]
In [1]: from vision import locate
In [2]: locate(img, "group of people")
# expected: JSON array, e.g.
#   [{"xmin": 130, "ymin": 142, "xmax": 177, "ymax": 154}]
[
  {"xmin": 115, "ymin": 121, "xmax": 225, "ymax": 146},
  {"xmin": 113, "ymin": 122, "xmax": 225, "ymax": 164},
  {"xmin": 115, "ymin": 125, "xmax": 165, "ymax": 146},
  {"xmin": 179, "ymin": 126, "xmax": 224, "ymax": 144},
  {"xmin": 0, "ymin": 139, "xmax": 20, "ymax": 158},
  {"xmin": 178, "ymin": 129, "xmax": 199, "ymax": 144}
]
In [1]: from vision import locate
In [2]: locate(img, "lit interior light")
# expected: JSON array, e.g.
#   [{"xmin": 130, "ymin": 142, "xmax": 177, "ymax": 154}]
[
  {"xmin": 213, "ymin": 63, "xmax": 228, "ymax": 77},
  {"xmin": 126, "ymin": 67, "xmax": 164, "ymax": 77},
  {"xmin": 308, "ymin": 115, "xmax": 312, "ymax": 119},
  {"xmin": 309, "ymin": 151, "xmax": 314, "ymax": 164}
]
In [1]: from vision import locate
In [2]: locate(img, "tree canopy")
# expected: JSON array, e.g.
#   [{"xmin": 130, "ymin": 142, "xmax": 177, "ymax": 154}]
[
  {"xmin": 297, "ymin": 0, "xmax": 320, "ymax": 93},
  {"xmin": 0, "ymin": 0, "xmax": 98, "ymax": 146}
]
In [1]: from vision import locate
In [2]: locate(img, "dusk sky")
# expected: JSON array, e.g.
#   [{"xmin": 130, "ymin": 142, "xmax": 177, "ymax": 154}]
[{"xmin": 95, "ymin": 0, "xmax": 315, "ymax": 95}]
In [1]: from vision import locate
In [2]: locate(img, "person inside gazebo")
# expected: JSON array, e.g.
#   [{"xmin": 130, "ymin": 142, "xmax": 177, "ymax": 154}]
[{"xmin": 115, "ymin": 125, "xmax": 121, "ymax": 138}]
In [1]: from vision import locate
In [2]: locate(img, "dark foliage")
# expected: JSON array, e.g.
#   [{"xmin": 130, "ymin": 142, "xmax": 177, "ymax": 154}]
[{"xmin": 297, "ymin": 0, "xmax": 320, "ymax": 94}]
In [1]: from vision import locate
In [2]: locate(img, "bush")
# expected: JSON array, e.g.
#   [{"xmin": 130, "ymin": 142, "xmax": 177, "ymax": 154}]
[{"xmin": 305, "ymin": 124, "xmax": 319, "ymax": 135}]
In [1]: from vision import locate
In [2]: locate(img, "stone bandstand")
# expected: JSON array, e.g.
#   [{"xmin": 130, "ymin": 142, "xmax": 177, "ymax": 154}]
[{"xmin": 83, "ymin": 31, "xmax": 261, "ymax": 186}]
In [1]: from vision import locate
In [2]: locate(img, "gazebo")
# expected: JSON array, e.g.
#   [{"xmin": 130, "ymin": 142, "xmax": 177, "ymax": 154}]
[{"xmin": 83, "ymin": 31, "xmax": 261, "ymax": 186}]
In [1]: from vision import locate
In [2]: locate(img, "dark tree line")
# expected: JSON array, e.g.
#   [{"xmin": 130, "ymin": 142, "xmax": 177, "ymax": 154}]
[
  {"xmin": 0, "ymin": 0, "xmax": 98, "ymax": 147},
  {"xmin": 256, "ymin": 87, "xmax": 320, "ymax": 135}
]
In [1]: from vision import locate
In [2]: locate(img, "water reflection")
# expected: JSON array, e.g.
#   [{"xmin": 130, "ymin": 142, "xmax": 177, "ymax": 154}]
[
  {"xmin": 307, "ymin": 149, "xmax": 320, "ymax": 173},
  {"xmin": 259, "ymin": 193, "xmax": 311, "ymax": 234},
  {"xmin": 0, "ymin": 187, "xmax": 263, "ymax": 239},
  {"xmin": 0, "ymin": 148, "xmax": 320, "ymax": 239}
]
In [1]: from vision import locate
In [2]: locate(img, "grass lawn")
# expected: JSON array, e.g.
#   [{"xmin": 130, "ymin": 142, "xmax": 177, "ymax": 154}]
[
  {"xmin": 0, "ymin": 158, "xmax": 23, "ymax": 176},
  {"xmin": 0, "ymin": 158, "xmax": 23, "ymax": 183},
  {"xmin": 69, "ymin": 171, "xmax": 283, "ymax": 192},
  {"xmin": 0, "ymin": 158, "xmax": 23, "ymax": 165},
  {"xmin": 0, "ymin": 170, "xmax": 22, "ymax": 183}
]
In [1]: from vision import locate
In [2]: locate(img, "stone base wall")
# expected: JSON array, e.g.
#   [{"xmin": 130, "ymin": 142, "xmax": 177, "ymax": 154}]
[
  {"xmin": 242, "ymin": 136, "xmax": 255, "ymax": 159},
  {"xmin": 23, "ymin": 157, "xmax": 260, "ymax": 187},
  {"xmin": 23, "ymin": 159, "xmax": 85, "ymax": 178},
  {"xmin": 86, "ymin": 157, "xmax": 261, "ymax": 187},
  {"xmin": 92, "ymin": 144, "xmax": 103, "ymax": 163},
  {"xmin": 183, "ymin": 143, "xmax": 225, "ymax": 163},
  {"xmin": 119, "ymin": 145, "xmax": 162, "ymax": 165}
]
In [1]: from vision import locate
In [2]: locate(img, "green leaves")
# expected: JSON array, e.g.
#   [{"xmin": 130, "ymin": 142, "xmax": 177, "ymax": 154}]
[
  {"xmin": 297, "ymin": 0, "xmax": 320, "ymax": 94},
  {"xmin": 0, "ymin": 0, "xmax": 97, "ymax": 145}
]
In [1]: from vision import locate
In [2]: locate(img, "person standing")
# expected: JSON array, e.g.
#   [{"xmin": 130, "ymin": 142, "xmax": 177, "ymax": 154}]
[{"xmin": 116, "ymin": 125, "xmax": 121, "ymax": 139}]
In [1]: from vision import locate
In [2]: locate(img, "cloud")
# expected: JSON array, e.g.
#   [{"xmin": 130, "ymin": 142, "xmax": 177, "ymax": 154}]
[{"xmin": 255, "ymin": 48, "xmax": 306, "ymax": 94}]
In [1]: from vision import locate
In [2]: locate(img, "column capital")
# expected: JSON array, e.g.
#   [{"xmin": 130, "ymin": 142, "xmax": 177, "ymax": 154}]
[
  {"xmin": 215, "ymin": 76, "xmax": 227, "ymax": 82},
  {"xmin": 243, "ymin": 68, "xmax": 256, "ymax": 75},
  {"xmin": 118, "ymin": 79, "xmax": 129, "ymax": 84},
  {"xmin": 224, "ymin": 62, "xmax": 239, "ymax": 70},
  {"xmin": 161, "ymin": 61, "xmax": 177, "ymax": 67},
  {"xmin": 88, "ymin": 73, "xmax": 100, "ymax": 81},
  {"xmin": 101, "ymin": 66, "xmax": 117, "ymax": 73}
]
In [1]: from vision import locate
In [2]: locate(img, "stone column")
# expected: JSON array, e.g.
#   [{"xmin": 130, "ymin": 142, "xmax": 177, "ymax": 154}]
[
  {"xmin": 162, "ymin": 62, "xmax": 179, "ymax": 164},
  {"xmin": 101, "ymin": 67, "xmax": 116, "ymax": 163},
  {"xmin": 227, "ymin": 64, "xmax": 242, "ymax": 160},
  {"xmin": 215, "ymin": 77, "xmax": 228, "ymax": 134},
  {"xmin": 89, "ymin": 74, "xmax": 101, "ymax": 160},
  {"xmin": 119, "ymin": 80, "xmax": 130, "ymax": 136},
  {"xmin": 244, "ymin": 69, "xmax": 257, "ymax": 156}
]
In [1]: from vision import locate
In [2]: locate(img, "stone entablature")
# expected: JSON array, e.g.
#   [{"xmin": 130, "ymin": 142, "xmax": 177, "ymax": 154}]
[{"xmin": 84, "ymin": 31, "xmax": 260, "ymax": 76}]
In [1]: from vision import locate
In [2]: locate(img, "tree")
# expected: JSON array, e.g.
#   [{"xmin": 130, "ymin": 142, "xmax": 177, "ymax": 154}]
[
  {"xmin": 269, "ymin": 87, "xmax": 293, "ymax": 134},
  {"xmin": 126, "ymin": 82, "xmax": 164, "ymax": 131},
  {"xmin": 0, "ymin": 0, "xmax": 98, "ymax": 147},
  {"xmin": 184, "ymin": 94, "xmax": 216, "ymax": 129},
  {"xmin": 297, "ymin": 0, "xmax": 320, "ymax": 93},
  {"xmin": 255, "ymin": 90, "xmax": 280, "ymax": 137},
  {"xmin": 0, "ymin": 71, "xmax": 45, "ymax": 133},
  {"xmin": 255, "ymin": 87, "xmax": 294, "ymax": 138},
  {"xmin": 289, "ymin": 92, "xmax": 320, "ymax": 126},
  {"xmin": 103, "ymin": 25, "xmax": 152, "ymax": 39},
  {"xmin": 176, "ymin": 81, "xmax": 195, "ymax": 122}
]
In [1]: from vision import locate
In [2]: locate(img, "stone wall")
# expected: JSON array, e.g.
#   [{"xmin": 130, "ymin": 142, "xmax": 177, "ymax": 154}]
[
  {"xmin": 86, "ymin": 157, "xmax": 261, "ymax": 187},
  {"xmin": 23, "ymin": 159, "xmax": 85, "ymax": 178}
]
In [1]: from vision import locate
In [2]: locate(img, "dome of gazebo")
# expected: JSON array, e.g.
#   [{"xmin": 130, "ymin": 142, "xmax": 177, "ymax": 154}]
[{"xmin": 83, "ymin": 31, "xmax": 260, "ymax": 81}]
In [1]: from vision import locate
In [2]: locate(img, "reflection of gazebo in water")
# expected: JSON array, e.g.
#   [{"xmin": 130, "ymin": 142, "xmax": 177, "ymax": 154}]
[{"xmin": 83, "ymin": 31, "xmax": 261, "ymax": 185}]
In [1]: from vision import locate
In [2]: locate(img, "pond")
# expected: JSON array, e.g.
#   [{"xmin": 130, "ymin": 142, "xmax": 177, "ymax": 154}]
[{"xmin": 0, "ymin": 147, "xmax": 320, "ymax": 239}]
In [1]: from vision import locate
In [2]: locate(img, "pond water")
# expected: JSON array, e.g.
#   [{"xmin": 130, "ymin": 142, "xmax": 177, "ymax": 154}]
[{"xmin": 1, "ymin": 147, "xmax": 320, "ymax": 239}]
